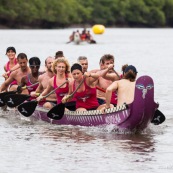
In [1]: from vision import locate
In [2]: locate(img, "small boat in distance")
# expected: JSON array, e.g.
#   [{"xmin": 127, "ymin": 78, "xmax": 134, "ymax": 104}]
[{"xmin": 67, "ymin": 29, "xmax": 96, "ymax": 45}]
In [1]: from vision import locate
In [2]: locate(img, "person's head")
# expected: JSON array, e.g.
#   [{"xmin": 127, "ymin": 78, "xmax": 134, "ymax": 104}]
[
  {"xmin": 123, "ymin": 65, "xmax": 138, "ymax": 82},
  {"xmin": 71, "ymin": 63, "xmax": 83, "ymax": 81},
  {"xmin": 17, "ymin": 53, "xmax": 28, "ymax": 71},
  {"xmin": 99, "ymin": 54, "xmax": 114, "ymax": 71},
  {"xmin": 45, "ymin": 56, "xmax": 54, "ymax": 72},
  {"xmin": 52, "ymin": 58, "xmax": 70, "ymax": 75},
  {"xmin": 29, "ymin": 57, "xmax": 41, "ymax": 73},
  {"xmin": 6, "ymin": 47, "xmax": 16, "ymax": 59},
  {"xmin": 55, "ymin": 51, "xmax": 64, "ymax": 59},
  {"xmin": 77, "ymin": 56, "xmax": 88, "ymax": 73}
]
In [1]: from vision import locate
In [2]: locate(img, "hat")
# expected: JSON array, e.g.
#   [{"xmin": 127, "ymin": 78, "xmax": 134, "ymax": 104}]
[
  {"xmin": 124, "ymin": 65, "xmax": 138, "ymax": 74},
  {"xmin": 6, "ymin": 47, "xmax": 16, "ymax": 54},
  {"xmin": 71, "ymin": 63, "xmax": 82, "ymax": 73}
]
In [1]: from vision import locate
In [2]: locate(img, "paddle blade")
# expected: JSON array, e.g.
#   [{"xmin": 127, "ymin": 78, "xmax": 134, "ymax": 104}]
[
  {"xmin": 151, "ymin": 109, "xmax": 166, "ymax": 125},
  {"xmin": 4, "ymin": 94, "xmax": 30, "ymax": 107},
  {"xmin": 0, "ymin": 91, "xmax": 17, "ymax": 107},
  {"xmin": 17, "ymin": 100, "xmax": 38, "ymax": 117},
  {"xmin": 47, "ymin": 103, "xmax": 65, "ymax": 120}
]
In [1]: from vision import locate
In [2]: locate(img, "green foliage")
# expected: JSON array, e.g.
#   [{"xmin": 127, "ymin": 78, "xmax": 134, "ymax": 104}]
[{"xmin": 0, "ymin": 0, "xmax": 172, "ymax": 28}]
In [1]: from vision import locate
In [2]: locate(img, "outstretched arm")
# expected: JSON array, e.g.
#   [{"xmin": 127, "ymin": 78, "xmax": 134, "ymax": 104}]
[
  {"xmin": 0, "ymin": 73, "xmax": 16, "ymax": 92},
  {"xmin": 84, "ymin": 71, "xmax": 99, "ymax": 85}
]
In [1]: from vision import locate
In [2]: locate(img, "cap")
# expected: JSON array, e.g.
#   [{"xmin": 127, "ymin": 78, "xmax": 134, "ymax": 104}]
[
  {"xmin": 124, "ymin": 65, "xmax": 138, "ymax": 74},
  {"xmin": 6, "ymin": 47, "xmax": 16, "ymax": 54}
]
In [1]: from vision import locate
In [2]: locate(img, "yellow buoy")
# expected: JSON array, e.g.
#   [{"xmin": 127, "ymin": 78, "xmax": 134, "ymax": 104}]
[{"xmin": 92, "ymin": 25, "xmax": 105, "ymax": 34}]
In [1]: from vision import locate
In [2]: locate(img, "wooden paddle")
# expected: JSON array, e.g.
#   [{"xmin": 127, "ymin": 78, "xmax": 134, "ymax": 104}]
[
  {"xmin": 47, "ymin": 76, "xmax": 86, "ymax": 120},
  {"xmin": 17, "ymin": 80, "xmax": 68, "ymax": 117},
  {"xmin": 4, "ymin": 82, "xmax": 39, "ymax": 107}
]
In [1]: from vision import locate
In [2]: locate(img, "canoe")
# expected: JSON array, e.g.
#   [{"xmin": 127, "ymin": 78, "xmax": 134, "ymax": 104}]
[
  {"xmin": 30, "ymin": 75, "xmax": 158, "ymax": 131},
  {"xmin": 73, "ymin": 32, "xmax": 96, "ymax": 45}
]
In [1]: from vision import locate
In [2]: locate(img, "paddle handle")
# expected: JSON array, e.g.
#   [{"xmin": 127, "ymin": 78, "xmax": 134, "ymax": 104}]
[
  {"xmin": 26, "ymin": 82, "xmax": 39, "ymax": 88},
  {"xmin": 70, "ymin": 77, "xmax": 86, "ymax": 98},
  {"xmin": 96, "ymin": 86, "xmax": 106, "ymax": 93},
  {"xmin": 113, "ymin": 69, "xmax": 121, "ymax": 80},
  {"xmin": 16, "ymin": 82, "xmax": 39, "ymax": 93},
  {"xmin": 42, "ymin": 79, "xmax": 68, "ymax": 99}
]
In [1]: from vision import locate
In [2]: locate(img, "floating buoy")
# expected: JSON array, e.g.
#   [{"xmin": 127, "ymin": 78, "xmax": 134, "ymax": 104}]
[{"xmin": 92, "ymin": 25, "xmax": 105, "ymax": 34}]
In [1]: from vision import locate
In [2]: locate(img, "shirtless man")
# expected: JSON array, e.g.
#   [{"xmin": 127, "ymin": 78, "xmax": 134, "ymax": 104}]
[
  {"xmin": 104, "ymin": 65, "xmax": 137, "ymax": 108},
  {"xmin": 31, "ymin": 56, "xmax": 56, "ymax": 108},
  {"xmin": 94, "ymin": 54, "xmax": 120, "ymax": 105},
  {"xmin": 0, "ymin": 53, "xmax": 30, "ymax": 92},
  {"xmin": 77, "ymin": 56, "xmax": 88, "ymax": 73}
]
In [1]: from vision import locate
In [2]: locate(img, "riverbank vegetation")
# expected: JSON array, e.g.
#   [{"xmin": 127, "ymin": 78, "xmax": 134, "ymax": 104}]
[{"xmin": 0, "ymin": 0, "xmax": 173, "ymax": 28}]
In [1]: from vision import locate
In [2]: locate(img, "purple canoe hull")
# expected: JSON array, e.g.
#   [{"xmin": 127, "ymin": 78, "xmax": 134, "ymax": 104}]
[{"xmin": 31, "ymin": 75, "xmax": 158, "ymax": 131}]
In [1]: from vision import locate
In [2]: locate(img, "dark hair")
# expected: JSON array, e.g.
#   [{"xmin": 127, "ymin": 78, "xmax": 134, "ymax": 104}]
[
  {"xmin": 71, "ymin": 63, "xmax": 83, "ymax": 73},
  {"xmin": 100, "ymin": 54, "xmax": 114, "ymax": 64},
  {"xmin": 122, "ymin": 64, "xmax": 128, "ymax": 74},
  {"xmin": 17, "ymin": 53, "xmax": 27, "ymax": 60},
  {"xmin": 123, "ymin": 65, "xmax": 138, "ymax": 82},
  {"xmin": 6, "ymin": 47, "xmax": 16, "ymax": 54},
  {"xmin": 29, "ymin": 57, "xmax": 41, "ymax": 66},
  {"xmin": 55, "ymin": 51, "xmax": 64, "ymax": 59}
]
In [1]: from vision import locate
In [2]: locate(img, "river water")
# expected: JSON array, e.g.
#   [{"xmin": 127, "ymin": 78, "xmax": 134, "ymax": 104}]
[{"xmin": 0, "ymin": 28, "xmax": 173, "ymax": 173}]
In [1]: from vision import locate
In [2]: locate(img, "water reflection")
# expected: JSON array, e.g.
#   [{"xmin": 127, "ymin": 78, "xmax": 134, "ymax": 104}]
[
  {"xmin": 39, "ymin": 123, "xmax": 156, "ymax": 154},
  {"xmin": 39, "ymin": 125, "xmax": 96, "ymax": 143}
]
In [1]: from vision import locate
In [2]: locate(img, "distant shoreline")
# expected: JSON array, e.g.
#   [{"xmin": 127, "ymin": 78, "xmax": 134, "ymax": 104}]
[{"xmin": 0, "ymin": 24, "xmax": 172, "ymax": 29}]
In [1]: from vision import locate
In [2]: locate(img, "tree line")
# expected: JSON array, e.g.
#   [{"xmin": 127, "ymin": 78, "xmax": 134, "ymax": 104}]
[{"xmin": 0, "ymin": 0, "xmax": 173, "ymax": 28}]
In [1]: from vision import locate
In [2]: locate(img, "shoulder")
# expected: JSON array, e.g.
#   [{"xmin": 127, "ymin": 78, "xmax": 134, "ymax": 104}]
[
  {"xmin": 68, "ymin": 78, "xmax": 74, "ymax": 86},
  {"xmin": 38, "ymin": 73, "xmax": 46, "ymax": 81}
]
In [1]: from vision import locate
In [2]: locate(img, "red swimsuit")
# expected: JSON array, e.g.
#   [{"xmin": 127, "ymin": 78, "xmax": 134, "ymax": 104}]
[
  {"xmin": 53, "ymin": 75, "xmax": 69, "ymax": 104},
  {"xmin": 6, "ymin": 58, "xmax": 17, "ymax": 85},
  {"xmin": 73, "ymin": 79, "xmax": 99, "ymax": 110}
]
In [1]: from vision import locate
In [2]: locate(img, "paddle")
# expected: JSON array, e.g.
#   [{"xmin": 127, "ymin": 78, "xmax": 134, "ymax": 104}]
[
  {"xmin": 17, "ymin": 80, "xmax": 68, "ymax": 117},
  {"xmin": 4, "ymin": 82, "xmax": 39, "ymax": 107},
  {"xmin": 0, "ymin": 84, "xmax": 28, "ymax": 107},
  {"xmin": 151, "ymin": 109, "xmax": 166, "ymax": 125},
  {"xmin": 4, "ymin": 94, "xmax": 31, "ymax": 107},
  {"xmin": 66, "ymin": 41, "xmax": 72, "ymax": 44},
  {"xmin": 47, "ymin": 76, "xmax": 86, "ymax": 120},
  {"xmin": 0, "ymin": 91, "xmax": 17, "ymax": 107},
  {"xmin": 113, "ymin": 69, "xmax": 121, "ymax": 80}
]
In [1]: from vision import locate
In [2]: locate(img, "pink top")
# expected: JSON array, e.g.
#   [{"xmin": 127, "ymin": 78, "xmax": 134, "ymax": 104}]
[
  {"xmin": 6, "ymin": 58, "xmax": 17, "ymax": 85},
  {"xmin": 6, "ymin": 58, "xmax": 17, "ymax": 76},
  {"xmin": 53, "ymin": 75, "xmax": 69, "ymax": 104},
  {"xmin": 73, "ymin": 79, "xmax": 99, "ymax": 110},
  {"xmin": 26, "ymin": 75, "xmax": 39, "ymax": 93}
]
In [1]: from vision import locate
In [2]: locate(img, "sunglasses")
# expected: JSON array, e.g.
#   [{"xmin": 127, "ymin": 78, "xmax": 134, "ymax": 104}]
[{"xmin": 30, "ymin": 65, "xmax": 40, "ymax": 69}]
